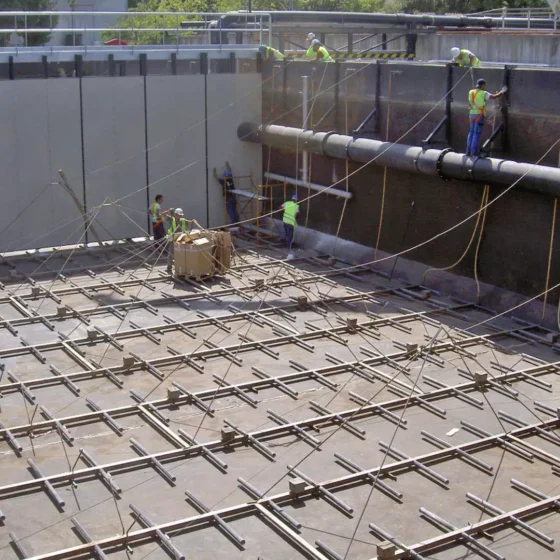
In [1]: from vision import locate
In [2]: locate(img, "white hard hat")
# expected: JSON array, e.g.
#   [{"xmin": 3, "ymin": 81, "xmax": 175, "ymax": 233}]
[
  {"xmin": 451, "ymin": 47, "xmax": 460, "ymax": 58},
  {"xmin": 175, "ymin": 207, "xmax": 184, "ymax": 216},
  {"xmin": 307, "ymin": 32, "xmax": 315, "ymax": 40}
]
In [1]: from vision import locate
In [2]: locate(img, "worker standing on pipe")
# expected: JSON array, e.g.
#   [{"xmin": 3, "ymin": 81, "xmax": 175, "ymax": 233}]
[
  {"xmin": 311, "ymin": 39, "xmax": 334, "ymax": 62},
  {"xmin": 213, "ymin": 163, "xmax": 239, "ymax": 226},
  {"xmin": 467, "ymin": 78, "xmax": 507, "ymax": 157},
  {"xmin": 451, "ymin": 47, "xmax": 480, "ymax": 68},
  {"xmin": 281, "ymin": 194, "xmax": 300, "ymax": 258},
  {"xmin": 164, "ymin": 208, "xmax": 191, "ymax": 274},
  {"xmin": 149, "ymin": 194, "xmax": 165, "ymax": 245},
  {"xmin": 258, "ymin": 45, "xmax": 285, "ymax": 61}
]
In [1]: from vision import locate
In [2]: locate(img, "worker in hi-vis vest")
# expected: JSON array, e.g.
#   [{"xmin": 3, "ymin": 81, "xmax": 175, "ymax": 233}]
[
  {"xmin": 258, "ymin": 45, "xmax": 285, "ymax": 61},
  {"xmin": 306, "ymin": 32, "xmax": 317, "ymax": 59},
  {"xmin": 148, "ymin": 194, "xmax": 165, "ymax": 243},
  {"xmin": 310, "ymin": 39, "xmax": 334, "ymax": 62},
  {"xmin": 466, "ymin": 78, "xmax": 507, "ymax": 157},
  {"xmin": 281, "ymin": 194, "xmax": 300, "ymax": 257},
  {"xmin": 451, "ymin": 47, "xmax": 480, "ymax": 68},
  {"xmin": 165, "ymin": 208, "xmax": 192, "ymax": 273}
]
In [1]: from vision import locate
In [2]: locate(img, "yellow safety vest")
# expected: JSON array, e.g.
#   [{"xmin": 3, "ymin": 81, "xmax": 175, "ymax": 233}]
[
  {"xmin": 283, "ymin": 201, "xmax": 299, "ymax": 226},
  {"xmin": 458, "ymin": 49, "xmax": 481, "ymax": 68},
  {"xmin": 316, "ymin": 46, "xmax": 334, "ymax": 62},
  {"xmin": 305, "ymin": 45, "xmax": 315, "ymax": 59},
  {"xmin": 468, "ymin": 88, "xmax": 487, "ymax": 118},
  {"xmin": 264, "ymin": 46, "xmax": 285, "ymax": 60},
  {"xmin": 167, "ymin": 217, "xmax": 188, "ymax": 239},
  {"xmin": 150, "ymin": 202, "xmax": 161, "ymax": 225}
]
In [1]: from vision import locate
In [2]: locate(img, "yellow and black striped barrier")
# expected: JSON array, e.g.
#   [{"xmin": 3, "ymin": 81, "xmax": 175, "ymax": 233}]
[{"xmin": 285, "ymin": 51, "xmax": 414, "ymax": 60}]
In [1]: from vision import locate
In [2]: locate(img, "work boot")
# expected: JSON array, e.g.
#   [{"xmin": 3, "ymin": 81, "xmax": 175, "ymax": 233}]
[{"xmin": 166, "ymin": 265, "xmax": 173, "ymax": 274}]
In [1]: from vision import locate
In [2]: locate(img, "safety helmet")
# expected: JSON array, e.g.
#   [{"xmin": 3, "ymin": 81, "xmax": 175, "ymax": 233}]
[
  {"xmin": 291, "ymin": 194, "xmax": 298, "ymax": 200},
  {"xmin": 175, "ymin": 208, "xmax": 184, "ymax": 216},
  {"xmin": 307, "ymin": 32, "xmax": 315, "ymax": 41},
  {"xmin": 311, "ymin": 39, "xmax": 320, "ymax": 46},
  {"xmin": 451, "ymin": 47, "xmax": 460, "ymax": 58},
  {"xmin": 223, "ymin": 169, "xmax": 232, "ymax": 177},
  {"xmin": 476, "ymin": 78, "xmax": 486, "ymax": 87},
  {"xmin": 258, "ymin": 45, "xmax": 266, "ymax": 52}
]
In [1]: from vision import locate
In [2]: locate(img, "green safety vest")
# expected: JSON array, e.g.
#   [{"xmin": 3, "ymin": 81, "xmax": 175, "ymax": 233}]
[
  {"xmin": 167, "ymin": 217, "xmax": 188, "ymax": 239},
  {"xmin": 458, "ymin": 49, "xmax": 480, "ymax": 68},
  {"xmin": 150, "ymin": 202, "xmax": 161, "ymax": 224},
  {"xmin": 283, "ymin": 201, "xmax": 299, "ymax": 226},
  {"xmin": 305, "ymin": 45, "xmax": 315, "ymax": 59},
  {"xmin": 264, "ymin": 46, "xmax": 285, "ymax": 60},
  {"xmin": 468, "ymin": 88, "xmax": 487, "ymax": 117},
  {"xmin": 316, "ymin": 46, "xmax": 334, "ymax": 62}
]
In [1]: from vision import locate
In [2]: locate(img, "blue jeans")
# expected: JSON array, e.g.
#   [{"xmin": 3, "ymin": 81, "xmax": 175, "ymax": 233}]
[
  {"xmin": 226, "ymin": 200, "xmax": 239, "ymax": 225},
  {"xmin": 466, "ymin": 115, "xmax": 485, "ymax": 156},
  {"xmin": 284, "ymin": 223, "xmax": 295, "ymax": 248}
]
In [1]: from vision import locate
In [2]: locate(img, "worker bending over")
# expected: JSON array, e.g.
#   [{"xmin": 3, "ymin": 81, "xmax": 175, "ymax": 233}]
[
  {"xmin": 310, "ymin": 39, "xmax": 333, "ymax": 62},
  {"xmin": 165, "ymin": 208, "xmax": 192, "ymax": 273},
  {"xmin": 281, "ymin": 194, "xmax": 300, "ymax": 258},
  {"xmin": 451, "ymin": 47, "xmax": 480, "ymax": 68},
  {"xmin": 306, "ymin": 32, "xmax": 317, "ymax": 59},
  {"xmin": 467, "ymin": 78, "xmax": 507, "ymax": 157},
  {"xmin": 148, "ymin": 194, "xmax": 165, "ymax": 244},
  {"xmin": 213, "ymin": 163, "xmax": 239, "ymax": 226},
  {"xmin": 259, "ymin": 45, "xmax": 284, "ymax": 61}
]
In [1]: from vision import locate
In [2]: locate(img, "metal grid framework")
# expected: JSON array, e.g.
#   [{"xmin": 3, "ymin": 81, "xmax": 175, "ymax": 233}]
[{"xmin": 0, "ymin": 237, "xmax": 559, "ymax": 560}]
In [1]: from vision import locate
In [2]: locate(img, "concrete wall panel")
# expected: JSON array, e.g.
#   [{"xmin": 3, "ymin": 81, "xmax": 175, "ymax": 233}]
[
  {"xmin": 146, "ymin": 75, "xmax": 207, "ymax": 227},
  {"xmin": 82, "ymin": 77, "xmax": 147, "ymax": 241},
  {"xmin": 206, "ymin": 74, "xmax": 262, "ymax": 228},
  {"xmin": 0, "ymin": 79, "xmax": 84, "ymax": 252}
]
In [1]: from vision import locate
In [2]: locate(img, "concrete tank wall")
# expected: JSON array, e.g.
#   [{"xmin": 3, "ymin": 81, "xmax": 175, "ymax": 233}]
[
  {"xmin": 0, "ymin": 73, "xmax": 262, "ymax": 252},
  {"xmin": 416, "ymin": 32, "xmax": 560, "ymax": 66},
  {"xmin": 262, "ymin": 60, "xmax": 560, "ymax": 301}
]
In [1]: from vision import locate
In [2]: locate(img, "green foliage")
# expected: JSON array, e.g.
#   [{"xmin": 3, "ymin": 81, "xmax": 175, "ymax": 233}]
[
  {"xmin": 391, "ymin": 0, "xmax": 548, "ymax": 13},
  {"xmin": 100, "ymin": 0, "xmax": 551, "ymax": 44},
  {"xmin": 0, "ymin": 0, "xmax": 57, "ymax": 47}
]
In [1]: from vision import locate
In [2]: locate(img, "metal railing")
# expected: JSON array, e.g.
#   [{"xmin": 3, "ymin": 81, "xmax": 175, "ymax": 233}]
[
  {"xmin": 0, "ymin": 10, "xmax": 272, "ymax": 50},
  {"xmin": 471, "ymin": 6, "xmax": 558, "ymax": 30}
]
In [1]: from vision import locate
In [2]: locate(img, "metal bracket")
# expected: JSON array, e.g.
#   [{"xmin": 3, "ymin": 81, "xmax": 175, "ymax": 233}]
[
  {"xmin": 481, "ymin": 64, "xmax": 511, "ymax": 156},
  {"xmin": 353, "ymin": 60, "xmax": 382, "ymax": 137}
]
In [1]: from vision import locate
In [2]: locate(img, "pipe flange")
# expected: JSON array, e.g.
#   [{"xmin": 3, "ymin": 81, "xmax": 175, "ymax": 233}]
[
  {"xmin": 436, "ymin": 148, "xmax": 453, "ymax": 181},
  {"xmin": 320, "ymin": 131, "xmax": 337, "ymax": 158}
]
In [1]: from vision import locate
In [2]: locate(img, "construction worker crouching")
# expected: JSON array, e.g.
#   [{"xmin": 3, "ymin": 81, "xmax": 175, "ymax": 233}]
[
  {"xmin": 467, "ymin": 78, "xmax": 507, "ymax": 157},
  {"xmin": 258, "ymin": 44, "xmax": 285, "ymax": 61},
  {"xmin": 311, "ymin": 39, "xmax": 334, "ymax": 62},
  {"xmin": 281, "ymin": 194, "xmax": 300, "ymax": 259},
  {"xmin": 451, "ymin": 47, "xmax": 480, "ymax": 68},
  {"xmin": 165, "ymin": 208, "xmax": 192, "ymax": 273}
]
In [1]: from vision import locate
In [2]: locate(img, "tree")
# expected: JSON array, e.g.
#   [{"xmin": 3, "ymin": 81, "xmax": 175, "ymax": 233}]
[
  {"xmin": 100, "ymin": 0, "xmax": 551, "ymax": 45},
  {"xmin": 391, "ymin": 0, "xmax": 548, "ymax": 13},
  {"xmin": 0, "ymin": 0, "xmax": 58, "ymax": 47}
]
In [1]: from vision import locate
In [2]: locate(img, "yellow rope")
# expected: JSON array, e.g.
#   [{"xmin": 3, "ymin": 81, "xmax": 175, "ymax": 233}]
[
  {"xmin": 473, "ymin": 186, "xmax": 490, "ymax": 304},
  {"xmin": 332, "ymin": 88, "xmax": 350, "ymax": 257},
  {"xmin": 542, "ymin": 197, "xmax": 558, "ymax": 319},
  {"xmin": 374, "ymin": 73, "xmax": 393, "ymax": 259},
  {"xmin": 423, "ymin": 185, "xmax": 489, "ymax": 284}
]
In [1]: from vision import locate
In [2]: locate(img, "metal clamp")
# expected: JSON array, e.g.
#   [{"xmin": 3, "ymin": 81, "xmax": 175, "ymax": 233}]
[{"xmin": 436, "ymin": 148, "xmax": 453, "ymax": 182}]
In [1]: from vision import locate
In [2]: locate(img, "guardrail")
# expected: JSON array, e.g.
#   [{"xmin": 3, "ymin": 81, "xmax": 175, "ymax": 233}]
[{"xmin": 0, "ymin": 10, "xmax": 272, "ymax": 49}]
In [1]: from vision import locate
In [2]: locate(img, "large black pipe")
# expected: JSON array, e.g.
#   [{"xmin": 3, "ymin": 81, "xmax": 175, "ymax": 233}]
[
  {"xmin": 238, "ymin": 123, "xmax": 560, "ymax": 197},
  {"xmin": 219, "ymin": 11, "xmax": 558, "ymax": 31}
]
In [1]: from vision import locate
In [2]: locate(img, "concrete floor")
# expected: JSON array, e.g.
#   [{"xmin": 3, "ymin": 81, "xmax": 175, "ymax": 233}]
[{"xmin": 0, "ymin": 238, "xmax": 559, "ymax": 560}]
